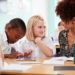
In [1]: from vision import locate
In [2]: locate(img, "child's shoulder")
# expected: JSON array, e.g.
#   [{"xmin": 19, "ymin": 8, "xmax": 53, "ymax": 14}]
[
  {"xmin": 42, "ymin": 36, "xmax": 51, "ymax": 42},
  {"xmin": 22, "ymin": 38, "xmax": 33, "ymax": 44},
  {"xmin": 0, "ymin": 31, "xmax": 7, "ymax": 41}
]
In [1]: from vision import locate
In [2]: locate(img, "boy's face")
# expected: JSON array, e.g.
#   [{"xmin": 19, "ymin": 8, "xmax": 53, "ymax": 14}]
[{"xmin": 7, "ymin": 28, "xmax": 25, "ymax": 43}]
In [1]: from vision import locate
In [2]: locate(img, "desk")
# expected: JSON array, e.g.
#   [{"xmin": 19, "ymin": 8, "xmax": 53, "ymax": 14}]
[
  {"xmin": 56, "ymin": 45, "xmax": 60, "ymax": 56},
  {"xmin": 1, "ymin": 58, "xmax": 75, "ymax": 75},
  {"xmin": 56, "ymin": 45, "xmax": 60, "ymax": 49}
]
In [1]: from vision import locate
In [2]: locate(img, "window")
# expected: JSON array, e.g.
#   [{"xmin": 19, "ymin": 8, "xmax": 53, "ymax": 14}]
[{"xmin": 0, "ymin": 0, "xmax": 7, "ymax": 13}]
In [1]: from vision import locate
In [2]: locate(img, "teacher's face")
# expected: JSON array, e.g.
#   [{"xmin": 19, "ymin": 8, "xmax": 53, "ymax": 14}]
[{"xmin": 63, "ymin": 21, "xmax": 74, "ymax": 31}]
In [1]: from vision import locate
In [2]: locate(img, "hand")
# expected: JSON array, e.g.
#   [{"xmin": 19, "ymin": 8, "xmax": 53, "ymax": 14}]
[
  {"xmin": 15, "ymin": 52, "xmax": 24, "ymax": 58},
  {"xmin": 4, "ymin": 54, "xmax": 16, "ymax": 59},
  {"xmin": 34, "ymin": 37, "xmax": 42, "ymax": 44},
  {"xmin": 4, "ymin": 52, "xmax": 24, "ymax": 59},
  {"xmin": 24, "ymin": 49, "xmax": 33, "ymax": 57}
]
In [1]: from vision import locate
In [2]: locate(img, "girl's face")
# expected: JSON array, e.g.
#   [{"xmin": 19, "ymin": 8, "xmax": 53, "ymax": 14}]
[{"xmin": 33, "ymin": 20, "xmax": 46, "ymax": 38}]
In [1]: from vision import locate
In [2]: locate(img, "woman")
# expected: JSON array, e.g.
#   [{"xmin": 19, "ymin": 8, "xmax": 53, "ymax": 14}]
[{"xmin": 55, "ymin": 0, "xmax": 75, "ymax": 57}]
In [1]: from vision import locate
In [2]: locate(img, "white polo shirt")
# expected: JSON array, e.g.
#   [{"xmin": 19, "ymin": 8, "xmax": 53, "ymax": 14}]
[
  {"xmin": 20, "ymin": 37, "xmax": 56, "ymax": 58},
  {"xmin": 0, "ymin": 32, "xmax": 11, "ymax": 54}
]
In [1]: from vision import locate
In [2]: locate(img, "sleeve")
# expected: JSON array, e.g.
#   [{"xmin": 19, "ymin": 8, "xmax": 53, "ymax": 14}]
[
  {"xmin": 11, "ymin": 37, "xmax": 27, "ymax": 53},
  {"xmin": 18, "ymin": 41, "xmax": 26, "ymax": 54},
  {"xmin": 18, "ymin": 40, "xmax": 30, "ymax": 54},
  {"xmin": 0, "ymin": 34, "xmax": 11, "ymax": 54},
  {"xmin": 43, "ymin": 37, "xmax": 56, "ymax": 55}
]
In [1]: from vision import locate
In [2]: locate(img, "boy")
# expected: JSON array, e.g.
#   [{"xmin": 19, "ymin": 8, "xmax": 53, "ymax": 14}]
[{"xmin": 0, "ymin": 18, "xmax": 26, "ymax": 58}]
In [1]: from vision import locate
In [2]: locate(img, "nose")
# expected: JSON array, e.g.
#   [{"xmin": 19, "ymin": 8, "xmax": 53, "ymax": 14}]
[{"xmin": 41, "ymin": 27, "xmax": 45, "ymax": 32}]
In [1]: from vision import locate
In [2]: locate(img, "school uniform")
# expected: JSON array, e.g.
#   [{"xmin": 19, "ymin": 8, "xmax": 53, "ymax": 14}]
[
  {"xmin": 20, "ymin": 37, "xmax": 56, "ymax": 58},
  {"xmin": 0, "ymin": 32, "xmax": 11, "ymax": 54}
]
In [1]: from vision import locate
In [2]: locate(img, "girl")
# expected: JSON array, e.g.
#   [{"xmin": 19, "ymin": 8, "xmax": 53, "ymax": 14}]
[{"xmin": 20, "ymin": 15, "xmax": 56, "ymax": 58}]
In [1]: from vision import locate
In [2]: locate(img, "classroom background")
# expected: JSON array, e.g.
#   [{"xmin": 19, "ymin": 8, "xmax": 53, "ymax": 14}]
[{"xmin": 0, "ymin": 0, "xmax": 61, "ymax": 35}]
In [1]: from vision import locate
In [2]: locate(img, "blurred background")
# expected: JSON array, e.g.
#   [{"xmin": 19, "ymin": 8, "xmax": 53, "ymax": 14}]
[{"xmin": 0, "ymin": 0, "xmax": 61, "ymax": 35}]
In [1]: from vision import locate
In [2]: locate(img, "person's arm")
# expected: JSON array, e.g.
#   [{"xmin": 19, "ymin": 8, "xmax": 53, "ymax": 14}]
[
  {"xmin": 4, "ymin": 51, "xmax": 24, "ymax": 58},
  {"xmin": 35, "ymin": 37, "xmax": 53, "ymax": 57}
]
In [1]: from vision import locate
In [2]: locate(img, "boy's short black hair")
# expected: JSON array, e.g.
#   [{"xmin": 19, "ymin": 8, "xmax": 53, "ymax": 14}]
[{"xmin": 6, "ymin": 18, "xmax": 26, "ymax": 32}]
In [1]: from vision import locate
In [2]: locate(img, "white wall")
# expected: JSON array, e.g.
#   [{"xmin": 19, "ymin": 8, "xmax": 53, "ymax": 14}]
[
  {"xmin": 55, "ymin": 0, "xmax": 61, "ymax": 29},
  {"xmin": 32, "ymin": 0, "xmax": 48, "ymax": 24}
]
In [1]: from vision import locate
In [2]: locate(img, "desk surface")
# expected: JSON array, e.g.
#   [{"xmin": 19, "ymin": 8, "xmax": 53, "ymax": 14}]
[
  {"xmin": 56, "ymin": 45, "xmax": 60, "ymax": 48},
  {"xmin": 1, "ymin": 58, "xmax": 75, "ymax": 75}
]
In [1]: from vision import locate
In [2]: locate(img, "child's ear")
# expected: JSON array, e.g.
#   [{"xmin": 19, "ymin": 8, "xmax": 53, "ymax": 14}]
[
  {"xmin": 6, "ymin": 25, "xmax": 12, "ymax": 32},
  {"xmin": 72, "ymin": 17, "xmax": 75, "ymax": 24}
]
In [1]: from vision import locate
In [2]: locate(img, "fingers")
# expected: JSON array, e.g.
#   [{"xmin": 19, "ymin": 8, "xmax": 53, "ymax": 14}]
[
  {"xmin": 16, "ymin": 53, "xmax": 24, "ymax": 58},
  {"xmin": 24, "ymin": 50, "xmax": 33, "ymax": 57},
  {"xmin": 4, "ymin": 50, "xmax": 33, "ymax": 59},
  {"xmin": 4, "ymin": 52, "xmax": 24, "ymax": 59},
  {"xmin": 34, "ymin": 37, "xmax": 42, "ymax": 44}
]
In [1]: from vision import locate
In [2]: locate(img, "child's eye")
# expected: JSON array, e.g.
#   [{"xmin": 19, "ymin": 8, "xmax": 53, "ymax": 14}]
[
  {"xmin": 38, "ymin": 26, "xmax": 42, "ymax": 28},
  {"xmin": 44, "ymin": 26, "xmax": 46, "ymax": 28},
  {"xmin": 38, "ymin": 26, "xmax": 46, "ymax": 28}
]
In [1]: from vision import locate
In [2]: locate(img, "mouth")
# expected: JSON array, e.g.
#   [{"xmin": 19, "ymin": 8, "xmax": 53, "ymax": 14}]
[{"xmin": 40, "ymin": 32, "xmax": 44, "ymax": 34}]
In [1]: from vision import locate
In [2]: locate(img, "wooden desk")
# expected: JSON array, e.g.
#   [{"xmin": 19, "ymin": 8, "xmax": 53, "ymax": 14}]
[
  {"xmin": 1, "ymin": 58, "xmax": 75, "ymax": 75},
  {"xmin": 56, "ymin": 45, "xmax": 60, "ymax": 49}
]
